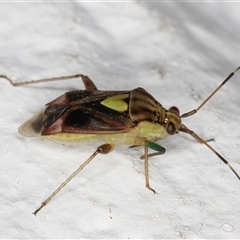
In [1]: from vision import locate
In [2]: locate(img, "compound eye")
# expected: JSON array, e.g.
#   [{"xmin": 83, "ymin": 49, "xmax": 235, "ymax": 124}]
[
  {"xmin": 169, "ymin": 106, "xmax": 180, "ymax": 115},
  {"xmin": 167, "ymin": 122, "xmax": 177, "ymax": 135}
]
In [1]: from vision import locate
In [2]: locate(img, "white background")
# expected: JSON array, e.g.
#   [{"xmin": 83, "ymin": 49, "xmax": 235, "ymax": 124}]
[{"xmin": 1, "ymin": 2, "xmax": 240, "ymax": 238}]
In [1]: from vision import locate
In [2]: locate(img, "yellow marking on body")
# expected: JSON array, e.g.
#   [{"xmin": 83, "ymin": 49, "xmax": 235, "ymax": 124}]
[
  {"xmin": 101, "ymin": 94, "xmax": 129, "ymax": 112},
  {"xmin": 137, "ymin": 121, "xmax": 169, "ymax": 139},
  {"xmin": 44, "ymin": 121, "xmax": 169, "ymax": 145}
]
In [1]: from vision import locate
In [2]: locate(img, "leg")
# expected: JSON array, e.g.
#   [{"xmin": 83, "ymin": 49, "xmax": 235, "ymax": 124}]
[
  {"xmin": 140, "ymin": 140, "xmax": 166, "ymax": 159},
  {"xmin": 0, "ymin": 74, "xmax": 97, "ymax": 90},
  {"xmin": 82, "ymin": 75, "xmax": 98, "ymax": 91},
  {"xmin": 142, "ymin": 140, "xmax": 166, "ymax": 194},
  {"xmin": 33, "ymin": 143, "xmax": 114, "ymax": 215}
]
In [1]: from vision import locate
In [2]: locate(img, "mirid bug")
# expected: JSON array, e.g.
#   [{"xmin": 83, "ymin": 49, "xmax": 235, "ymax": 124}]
[{"xmin": 1, "ymin": 67, "xmax": 240, "ymax": 215}]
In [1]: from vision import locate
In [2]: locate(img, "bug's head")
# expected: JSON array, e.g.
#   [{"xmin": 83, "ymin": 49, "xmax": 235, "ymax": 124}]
[{"xmin": 165, "ymin": 106, "xmax": 182, "ymax": 135}]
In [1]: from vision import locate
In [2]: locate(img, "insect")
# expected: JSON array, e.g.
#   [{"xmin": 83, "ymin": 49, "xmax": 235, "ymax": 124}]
[{"xmin": 1, "ymin": 66, "xmax": 240, "ymax": 215}]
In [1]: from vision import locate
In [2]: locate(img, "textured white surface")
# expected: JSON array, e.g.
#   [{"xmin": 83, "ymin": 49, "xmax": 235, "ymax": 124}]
[{"xmin": 1, "ymin": 2, "xmax": 240, "ymax": 238}]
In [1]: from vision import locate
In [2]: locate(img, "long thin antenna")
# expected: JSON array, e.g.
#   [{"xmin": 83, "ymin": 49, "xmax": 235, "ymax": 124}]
[
  {"xmin": 179, "ymin": 124, "xmax": 240, "ymax": 181},
  {"xmin": 181, "ymin": 66, "xmax": 240, "ymax": 118}
]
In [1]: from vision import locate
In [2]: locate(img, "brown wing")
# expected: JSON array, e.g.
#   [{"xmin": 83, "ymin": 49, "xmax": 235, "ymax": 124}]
[{"xmin": 19, "ymin": 89, "xmax": 136, "ymax": 137}]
